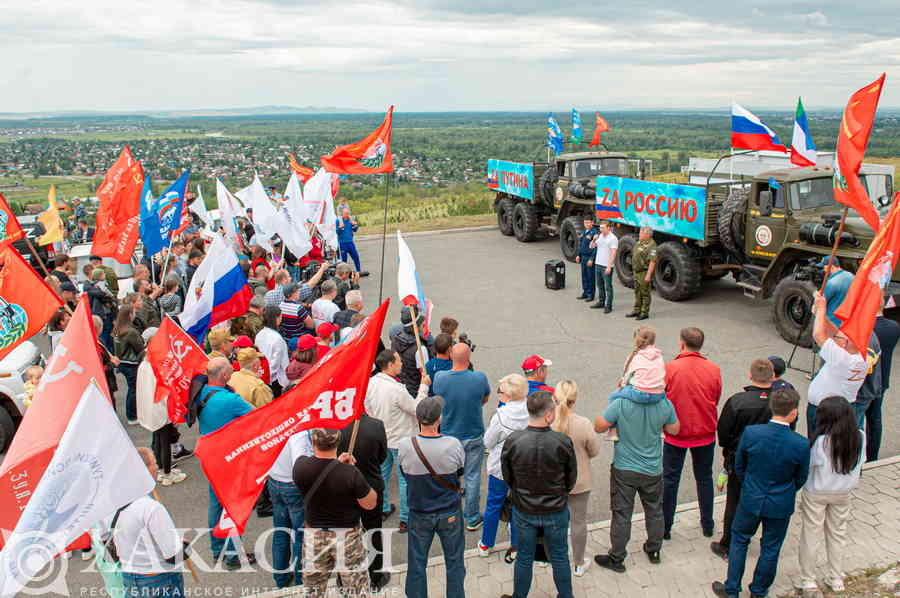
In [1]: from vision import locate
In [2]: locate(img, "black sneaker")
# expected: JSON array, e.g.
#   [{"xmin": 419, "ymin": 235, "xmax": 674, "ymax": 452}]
[
  {"xmin": 603, "ymin": 307, "xmax": 612, "ymax": 314},
  {"xmin": 466, "ymin": 519, "xmax": 484, "ymax": 532},
  {"xmin": 710, "ymin": 541, "xmax": 728, "ymax": 560},
  {"xmin": 382, "ymin": 504, "xmax": 396, "ymax": 521},
  {"xmin": 576, "ymin": 294, "xmax": 587, "ymax": 300},
  {"xmin": 663, "ymin": 531, "xmax": 671, "ymax": 541},
  {"xmin": 171, "ymin": 445, "xmax": 194, "ymax": 464},
  {"xmin": 372, "ymin": 572, "xmax": 391, "ymax": 590},
  {"xmin": 590, "ymin": 303, "xmax": 604, "ymax": 309},
  {"xmin": 646, "ymin": 550, "xmax": 661, "ymax": 564},
  {"xmin": 398, "ymin": 521, "xmax": 408, "ymax": 534},
  {"xmin": 703, "ymin": 528, "xmax": 715, "ymax": 538},
  {"xmin": 635, "ymin": 314, "xmax": 649, "ymax": 320},
  {"xmin": 625, "ymin": 312, "xmax": 638, "ymax": 317},
  {"xmin": 711, "ymin": 581, "xmax": 737, "ymax": 598},
  {"xmin": 594, "ymin": 554, "xmax": 626, "ymax": 573}
]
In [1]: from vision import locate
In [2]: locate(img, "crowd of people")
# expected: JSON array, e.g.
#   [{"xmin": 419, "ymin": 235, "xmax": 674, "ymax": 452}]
[{"xmin": 30, "ymin": 205, "xmax": 899, "ymax": 598}]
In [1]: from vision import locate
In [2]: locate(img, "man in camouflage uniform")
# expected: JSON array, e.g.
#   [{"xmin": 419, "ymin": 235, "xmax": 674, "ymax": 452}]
[
  {"xmin": 575, "ymin": 214, "xmax": 599, "ymax": 302},
  {"xmin": 627, "ymin": 226, "xmax": 657, "ymax": 321}
]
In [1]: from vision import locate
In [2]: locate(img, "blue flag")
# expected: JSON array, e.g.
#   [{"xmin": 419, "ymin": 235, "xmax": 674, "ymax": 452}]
[
  {"xmin": 138, "ymin": 176, "xmax": 166, "ymax": 257},
  {"xmin": 155, "ymin": 169, "xmax": 190, "ymax": 242},
  {"xmin": 767, "ymin": 177, "xmax": 781, "ymax": 190},
  {"xmin": 570, "ymin": 109, "xmax": 583, "ymax": 144},
  {"xmin": 547, "ymin": 114, "xmax": 564, "ymax": 155}
]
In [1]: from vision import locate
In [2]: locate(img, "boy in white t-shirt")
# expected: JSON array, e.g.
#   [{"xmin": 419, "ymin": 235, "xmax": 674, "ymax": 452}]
[
  {"xmin": 807, "ymin": 292, "xmax": 867, "ymax": 438},
  {"xmin": 590, "ymin": 220, "xmax": 619, "ymax": 313}
]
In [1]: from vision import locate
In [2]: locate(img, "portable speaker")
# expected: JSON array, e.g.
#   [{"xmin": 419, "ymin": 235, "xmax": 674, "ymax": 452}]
[{"xmin": 545, "ymin": 259, "xmax": 565, "ymax": 290}]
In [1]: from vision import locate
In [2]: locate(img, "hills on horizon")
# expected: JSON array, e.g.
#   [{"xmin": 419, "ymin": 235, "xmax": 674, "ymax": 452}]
[{"xmin": 0, "ymin": 105, "xmax": 369, "ymax": 120}]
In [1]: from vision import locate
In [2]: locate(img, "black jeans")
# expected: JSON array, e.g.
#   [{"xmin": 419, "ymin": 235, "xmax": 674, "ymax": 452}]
[
  {"xmin": 662, "ymin": 441, "xmax": 715, "ymax": 534},
  {"xmin": 151, "ymin": 423, "xmax": 178, "ymax": 474},
  {"xmin": 360, "ymin": 486, "xmax": 385, "ymax": 584},
  {"xmin": 609, "ymin": 466, "xmax": 664, "ymax": 562},
  {"xmin": 718, "ymin": 464, "xmax": 743, "ymax": 550}
]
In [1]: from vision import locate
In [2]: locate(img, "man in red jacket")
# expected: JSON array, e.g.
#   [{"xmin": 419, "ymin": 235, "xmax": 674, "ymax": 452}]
[{"xmin": 662, "ymin": 327, "xmax": 722, "ymax": 539}]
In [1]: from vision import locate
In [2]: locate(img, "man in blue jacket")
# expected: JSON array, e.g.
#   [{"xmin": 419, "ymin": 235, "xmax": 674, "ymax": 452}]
[
  {"xmin": 712, "ymin": 388, "xmax": 810, "ymax": 598},
  {"xmin": 575, "ymin": 214, "xmax": 598, "ymax": 301},
  {"xmin": 337, "ymin": 207, "xmax": 368, "ymax": 276}
]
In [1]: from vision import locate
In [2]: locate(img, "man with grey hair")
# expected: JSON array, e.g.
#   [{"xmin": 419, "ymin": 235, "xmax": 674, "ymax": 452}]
[
  {"xmin": 311, "ymin": 279, "xmax": 340, "ymax": 327},
  {"xmin": 333, "ymin": 261, "xmax": 360, "ymax": 309},
  {"xmin": 626, "ymin": 226, "xmax": 657, "ymax": 321},
  {"xmin": 197, "ymin": 357, "xmax": 255, "ymax": 570},
  {"xmin": 334, "ymin": 289, "xmax": 363, "ymax": 329}
]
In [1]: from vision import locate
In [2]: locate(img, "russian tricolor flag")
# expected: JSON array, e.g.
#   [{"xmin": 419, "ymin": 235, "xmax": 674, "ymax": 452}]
[
  {"xmin": 397, "ymin": 231, "xmax": 432, "ymax": 336},
  {"xmin": 790, "ymin": 97, "xmax": 817, "ymax": 167},
  {"xmin": 731, "ymin": 103, "xmax": 787, "ymax": 153},
  {"xmin": 180, "ymin": 234, "xmax": 252, "ymax": 343}
]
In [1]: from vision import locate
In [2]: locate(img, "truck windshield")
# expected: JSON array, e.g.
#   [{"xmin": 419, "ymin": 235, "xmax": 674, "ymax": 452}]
[
  {"xmin": 573, "ymin": 158, "xmax": 628, "ymax": 178},
  {"xmin": 791, "ymin": 175, "xmax": 893, "ymax": 210}
]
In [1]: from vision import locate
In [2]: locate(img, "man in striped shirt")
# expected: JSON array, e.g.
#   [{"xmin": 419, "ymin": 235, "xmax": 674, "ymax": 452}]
[{"xmin": 278, "ymin": 284, "xmax": 314, "ymax": 344}]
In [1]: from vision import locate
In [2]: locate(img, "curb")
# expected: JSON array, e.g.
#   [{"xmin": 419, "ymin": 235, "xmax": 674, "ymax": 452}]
[{"xmin": 356, "ymin": 225, "xmax": 499, "ymax": 242}]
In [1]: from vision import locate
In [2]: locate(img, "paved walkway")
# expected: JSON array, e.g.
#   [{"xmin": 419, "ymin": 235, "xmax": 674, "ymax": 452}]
[{"xmin": 258, "ymin": 455, "xmax": 900, "ymax": 597}]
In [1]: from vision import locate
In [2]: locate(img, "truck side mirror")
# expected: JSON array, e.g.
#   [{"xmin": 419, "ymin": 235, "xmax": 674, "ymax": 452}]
[
  {"xmin": 877, "ymin": 194, "xmax": 891, "ymax": 208},
  {"xmin": 759, "ymin": 190, "xmax": 773, "ymax": 217}
]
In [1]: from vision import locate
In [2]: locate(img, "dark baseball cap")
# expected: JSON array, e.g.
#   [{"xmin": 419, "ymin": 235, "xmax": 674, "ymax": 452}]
[
  {"xmin": 768, "ymin": 356, "xmax": 787, "ymax": 378},
  {"xmin": 60, "ymin": 281, "xmax": 78, "ymax": 293},
  {"xmin": 416, "ymin": 395, "xmax": 444, "ymax": 425}
]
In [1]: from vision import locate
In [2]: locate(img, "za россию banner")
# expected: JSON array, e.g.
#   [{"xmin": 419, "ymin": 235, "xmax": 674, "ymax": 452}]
[{"xmin": 594, "ymin": 176, "xmax": 707, "ymax": 241}]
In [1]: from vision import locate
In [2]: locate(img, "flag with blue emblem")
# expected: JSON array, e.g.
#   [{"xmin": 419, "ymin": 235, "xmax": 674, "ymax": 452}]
[
  {"xmin": 547, "ymin": 114, "xmax": 564, "ymax": 155},
  {"xmin": 570, "ymin": 109, "xmax": 583, "ymax": 145},
  {"xmin": 138, "ymin": 175, "xmax": 165, "ymax": 257},
  {"xmin": 141, "ymin": 170, "xmax": 190, "ymax": 257}
]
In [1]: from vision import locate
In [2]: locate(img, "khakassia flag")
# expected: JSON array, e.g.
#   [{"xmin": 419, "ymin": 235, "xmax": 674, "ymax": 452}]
[
  {"xmin": 320, "ymin": 106, "xmax": 395, "ymax": 174},
  {"xmin": 0, "ymin": 194, "xmax": 24, "ymax": 247},
  {"xmin": 0, "ymin": 245, "xmax": 62, "ymax": 360}
]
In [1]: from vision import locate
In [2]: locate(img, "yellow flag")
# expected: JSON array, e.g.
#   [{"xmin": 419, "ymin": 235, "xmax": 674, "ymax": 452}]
[{"xmin": 38, "ymin": 185, "xmax": 64, "ymax": 246}]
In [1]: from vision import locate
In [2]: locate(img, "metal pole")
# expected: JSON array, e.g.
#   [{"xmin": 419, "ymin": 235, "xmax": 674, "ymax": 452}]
[
  {"xmin": 408, "ymin": 303, "xmax": 425, "ymax": 375},
  {"xmin": 378, "ymin": 174, "xmax": 390, "ymax": 303},
  {"xmin": 818, "ymin": 206, "xmax": 849, "ymax": 296},
  {"xmin": 24, "ymin": 236, "xmax": 52, "ymax": 279},
  {"xmin": 706, "ymin": 150, "xmax": 755, "ymax": 188}
]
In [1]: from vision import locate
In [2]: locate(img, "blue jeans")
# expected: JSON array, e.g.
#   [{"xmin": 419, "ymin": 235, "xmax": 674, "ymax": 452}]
[
  {"xmin": 865, "ymin": 392, "xmax": 885, "ymax": 462},
  {"xmin": 207, "ymin": 484, "xmax": 240, "ymax": 561},
  {"xmin": 118, "ymin": 363, "xmax": 138, "ymax": 421},
  {"xmin": 725, "ymin": 505, "xmax": 791, "ymax": 596},
  {"xmin": 381, "ymin": 448, "xmax": 408, "ymax": 523},
  {"xmin": 806, "ymin": 403, "xmax": 817, "ymax": 440},
  {"xmin": 268, "ymin": 478, "xmax": 304, "ymax": 588},
  {"xmin": 481, "ymin": 475, "xmax": 517, "ymax": 549},
  {"xmin": 340, "ymin": 242, "xmax": 361, "ymax": 271},
  {"xmin": 594, "ymin": 266, "xmax": 614, "ymax": 309},
  {"xmin": 663, "ymin": 441, "xmax": 715, "ymax": 535},
  {"xmin": 512, "ymin": 507, "xmax": 573, "ymax": 598},
  {"xmin": 579, "ymin": 258, "xmax": 595, "ymax": 298},
  {"xmin": 406, "ymin": 506, "xmax": 466, "ymax": 598},
  {"xmin": 460, "ymin": 437, "xmax": 484, "ymax": 526},
  {"xmin": 853, "ymin": 397, "xmax": 873, "ymax": 431},
  {"xmin": 101, "ymin": 315, "xmax": 114, "ymax": 353},
  {"xmin": 121, "ymin": 571, "xmax": 184, "ymax": 597}
]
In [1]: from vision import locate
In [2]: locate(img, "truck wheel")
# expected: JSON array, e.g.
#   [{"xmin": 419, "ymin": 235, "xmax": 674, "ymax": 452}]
[
  {"xmin": 615, "ymin": 234, "xmax": 637, "ymax": 289},
  {"xmin": 773, "ymin": 277, "xmax": 815, "ymax": 348},
  {"xmin": 497, "ymin": 198, "xmax": 515, "ymax": 236},
  {"xmin": 512, "ymin": 202, "xmax": 539, "ymax": 242},
  {"xmin": 653, "ymin": 242, "xmax": 702, "ymax": 301},
  {"xmin": 0, "ymin": 403, "xmax": 15, "ymax": 454},
  {"xmin": 717, "ymin": 190, "xmax": 748, "ymax": 259},
  {"xmin": 559, "ymin": 216, "xmax": 584, "ymax": 262},
  {"xmin": 539, "ymin": 168, "xmax": 559, "ymax": 205}
]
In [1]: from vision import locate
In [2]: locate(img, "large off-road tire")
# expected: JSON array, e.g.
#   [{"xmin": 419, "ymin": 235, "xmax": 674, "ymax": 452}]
[
  {"xmin": 497, "ymin": 197, "xmax": 515, "ymax": 236},
  {"xmin": 0, "ymin": 404, "xmax": 16, "ymax": 454},
  {"xmin": 717, "ymin": 189, "xmax": 749, "ymax": 259},
  {"xmin": 539, "ymin": 167, "xmax": 559, "ymax": 205},
  {"xmin": 772, "ymin": 277, "xmax": 815, "ymax": 348},
  {"xmin": 512, "ymin": 202, "xmax": 539, "ymax": 242},
  {"xmin": 559, "ymin": 216, "xmax": 585, "ymax": 262},
  {"xmin": 615, "ymin": 234, "xmax": 637, "ymax": 289},
  {"xmin": 653, "ymin": 241, "xmax": 702, "ymax": 301}
]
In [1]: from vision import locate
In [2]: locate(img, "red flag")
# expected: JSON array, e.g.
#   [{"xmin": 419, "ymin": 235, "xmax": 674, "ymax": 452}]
[
  {"xmin": 0, "ymin": 296, "xmax": 109, "ymax": 549},
  {"xmin": 0, "ymin": 193, "xmax": 24, "ymax": 247},
  {"xmin": 0, "ymin": 246, "xmax": 63, "ymax": 360},
  {"xmin": 91, "ymin": 146, "xmax": 146, "ymax": 264},
  {"xmin": 834, "ymin": 193, "xmax": 900, "ymax": 352},
  {"xmin": 195, "ymin": 299, "xmax": 390, "ymax": 537},
  {"xmin": 147, "ymin": 317, "xmax": 209, "ymax": 424},
  {"xmin": 833, "ymin": 74, "xmax": 886, "ymax": 232},
  {"xmin": 288, "ymin": 154, "xmax": 315, "ymax": 183},
  {"xmin": 320, "ymin": 107, "xmax": 394, "ymax": 174},
  {"xmin": 589, "ymin": 112, "xmax": 610, "ymax": 147}
]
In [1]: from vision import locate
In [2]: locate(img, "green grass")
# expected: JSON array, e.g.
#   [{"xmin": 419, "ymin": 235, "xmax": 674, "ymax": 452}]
[{"xmin": 0, "ymin": 175, "xmax": 97, "ymax": 213}]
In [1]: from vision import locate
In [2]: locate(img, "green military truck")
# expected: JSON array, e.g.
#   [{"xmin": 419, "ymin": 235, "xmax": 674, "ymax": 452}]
[{"xmin": 489, "ymin": 156, "xmax": 896, "ymax": 346}]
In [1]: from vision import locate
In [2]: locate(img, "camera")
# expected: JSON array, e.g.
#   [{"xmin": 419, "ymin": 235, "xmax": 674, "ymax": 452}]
[
  {"xmin": 794, "ymin": 257, "xmax": 825, "ymax": 289},
  {"xmin": 459, "ymin": 332, "xmax": 476, "ymax": 352}
]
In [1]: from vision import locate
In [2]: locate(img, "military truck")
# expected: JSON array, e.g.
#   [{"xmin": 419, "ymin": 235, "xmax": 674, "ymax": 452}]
[{"xmin": 489, "ymin": 156, "xmax": 896, "ymax": 347}]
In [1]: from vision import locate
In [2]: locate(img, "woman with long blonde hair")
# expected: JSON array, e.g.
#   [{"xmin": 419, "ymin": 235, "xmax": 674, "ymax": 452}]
[{"xmin": 552, "ymin": 380, "xmax": 599, "ymax": 576}]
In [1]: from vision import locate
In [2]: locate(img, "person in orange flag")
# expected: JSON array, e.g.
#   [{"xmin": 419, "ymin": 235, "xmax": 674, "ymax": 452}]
[
  {"xmin": 320, "ymin": 107, "xmax": 395, "ymax": 174},
  {"xmin": 0, "ymin": 245, "xmax": 63, "ymax": 360}
]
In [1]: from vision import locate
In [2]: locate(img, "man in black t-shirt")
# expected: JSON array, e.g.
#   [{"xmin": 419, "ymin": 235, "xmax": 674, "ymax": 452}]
[{"xmin": 293, "ymin": 428, "xmax": 377, "ymax": 596}]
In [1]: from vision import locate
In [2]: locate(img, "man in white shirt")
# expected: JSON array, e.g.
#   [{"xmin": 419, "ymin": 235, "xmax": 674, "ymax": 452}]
[
  {"xmin": 590, "ymin": 220, "xmax": 619, "ymax": 313},
  {"xmin": 116, "ymin": 447, "xmax": 188, "ymax": 597},
  {"xmin": 311, "ymin": 280, "xmax": 340, "ymax": 327},
  {"xmin": 267, "ymin": 430, "xmax": 313, "ymax": 588},
  {"xmin": 807, "ymin": 292, "xmax": 867, "ymax": 437},
  {"xmin": 255, "ymin": 306, "xmax": 291, "ymax": 394}
]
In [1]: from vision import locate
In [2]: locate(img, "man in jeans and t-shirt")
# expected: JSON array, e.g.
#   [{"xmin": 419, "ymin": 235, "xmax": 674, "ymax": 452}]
[
  {"xmin": 590, "ymin": 220, "xmax": 618, "ymax": 313},
  {"xmin": 399, "ymin": 396, "xmax": 466, "ymax": 598},
  {"xmin": 432, "ymin": 343, "xmax": 491, "ymax": 531}
]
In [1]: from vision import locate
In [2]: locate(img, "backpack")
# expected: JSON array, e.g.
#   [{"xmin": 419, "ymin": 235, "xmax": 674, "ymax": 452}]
[{"xmin": 185, "ymin": 375, "xmax": 227, "ymax": 428}]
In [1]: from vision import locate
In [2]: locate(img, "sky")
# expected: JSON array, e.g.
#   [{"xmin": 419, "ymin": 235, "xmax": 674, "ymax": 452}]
[{"xmin": 2, "ymin": 0, "xmax": 899, "ymax": 113}]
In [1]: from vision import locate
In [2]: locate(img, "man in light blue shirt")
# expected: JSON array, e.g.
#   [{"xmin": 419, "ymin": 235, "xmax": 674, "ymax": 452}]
[{"xmin": 819, "ymin": 256, "xmax": 854, "ymax": 327}]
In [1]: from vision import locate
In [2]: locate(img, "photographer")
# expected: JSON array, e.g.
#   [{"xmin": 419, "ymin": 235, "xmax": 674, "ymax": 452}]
[{"xmin": 333, "ymin": 262, "xmax": 360, "ymax": 310}]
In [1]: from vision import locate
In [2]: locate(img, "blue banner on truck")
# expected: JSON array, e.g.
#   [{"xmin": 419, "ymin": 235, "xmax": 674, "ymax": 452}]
[
  {"xmin": 486, "ymin": 159, "xmax": 534, "ymax": 200},
  {"xmin": 594, "ymin": 176, "xmax": 707, "ymax": 241}
]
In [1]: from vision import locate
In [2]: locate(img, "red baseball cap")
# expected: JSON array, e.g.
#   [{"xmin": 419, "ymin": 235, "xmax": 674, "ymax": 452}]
[
  {"xmin": 317, "ymin": 322, "xmax": 339, "ymax": 337},
  {"xmin": 232, "ymin": 335, "xmax": 254, "ymax": 349},
  {"xmin": 521, "ymin": 354, "xmax": 552, "ymax": 372},
  {"xmin": 297, "ymin": 335, "xmax": 317, "ymax": 351}
]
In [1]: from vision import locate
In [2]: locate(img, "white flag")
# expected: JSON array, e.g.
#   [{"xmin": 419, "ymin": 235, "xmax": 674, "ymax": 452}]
[
  {"xmin": 240, "ymin": 174, "xmax": 280, "ymax": 252},
  {"xmin": 191, "ymin": 184, "xmax": 214, "ymax": 230},
  {"xmin": 397, "ymin": 231, "xmax": 424, "ymax": 306},
  {"xmin": 216, "ymin": 178, "xmax": 244, "ymax": 251},
  {"xmin": 318, "ymin": 174, "xmax": 339, "ymax": 251},
  {"xmin": 275, "ymin": 174, "xmax": 313, "ymax": 259},
  {"xmin": 0, "ymin": 382, "xmax": 154, "ymax": 598}
]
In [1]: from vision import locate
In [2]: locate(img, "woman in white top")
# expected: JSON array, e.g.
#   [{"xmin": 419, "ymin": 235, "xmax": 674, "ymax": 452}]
[
  {"xmin": 255, "ymin": 306, "xmax": 290, "ymax": 394},
  {"xmin": 797, "ymin": 396, "xmax": 865, "ymax": 595}
]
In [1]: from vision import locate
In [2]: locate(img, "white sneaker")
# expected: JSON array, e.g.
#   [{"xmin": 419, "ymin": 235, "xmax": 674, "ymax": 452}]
[
  {"xmin": 81, "ymin": 549, "xmax": 93, "ymax": 561},
  {"xmin": 825, "ymin": 577, "xmax": 845, "ymax": 592},
  {"xmin": 159, "ymin": 471, "xmax": 187, "ymax": 486},
  {"xmin": 574, "ymin": 561, "xmax": 589, "ymax": 577},
  {"xmin": 477, "ymin": 543, "xmax": 490, "ymax": 557}
]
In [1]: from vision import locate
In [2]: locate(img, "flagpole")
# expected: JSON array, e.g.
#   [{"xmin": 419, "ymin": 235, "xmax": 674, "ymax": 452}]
[
  {"xmin": 24, "ymin": 236, "xmax": 52, "ymax": 279},
  {"xmin": 377, "ymin": 173, "xmax": 390, "ymax": 304},
  {"xmin": 818, "ymin": 206, "xmax": 849, "ymax": 296},
  {"xmin": 409, "ymin": 303, "xmax": 425, "ymax": 376}
]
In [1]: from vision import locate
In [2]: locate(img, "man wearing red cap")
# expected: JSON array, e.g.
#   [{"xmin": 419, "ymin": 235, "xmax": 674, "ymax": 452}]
[
  {"xmin": 522, "ymin": 355, "xmax": 555, "ymax": 396},
  {"xmin": 231, "ymin": 335, "xmax": 271, "ymax": 384}
]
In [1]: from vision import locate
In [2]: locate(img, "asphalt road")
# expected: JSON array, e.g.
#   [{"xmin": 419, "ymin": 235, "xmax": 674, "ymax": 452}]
[{"xmin": 53, "ymin": 226, "xmax": 897, "ymax": 596}]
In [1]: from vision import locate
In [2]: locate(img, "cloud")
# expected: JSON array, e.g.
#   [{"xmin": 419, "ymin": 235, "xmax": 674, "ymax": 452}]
[{"xmin": 0, "ymin": 0, "xmax": 897, "ymax": 112}]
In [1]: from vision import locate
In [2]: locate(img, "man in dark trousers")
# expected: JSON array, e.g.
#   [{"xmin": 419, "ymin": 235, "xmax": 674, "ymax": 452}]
[
  {"xmin": 712, "ymin": 388, "xmax": 809, "ymax": 598},
  {"xmin": 574, "ymin": 214, "xmax": 598, "ymax": 302},
  {"xmin": 868, "ymin": 302, "xmax": 900, "ymax": 460},
  {"xmin": 711, "ymin": 358, "xmax": 775, "ymax": 560},
  {"xmin": 339, "ymin": 414, "xmax": 389, "ymax": 589}
]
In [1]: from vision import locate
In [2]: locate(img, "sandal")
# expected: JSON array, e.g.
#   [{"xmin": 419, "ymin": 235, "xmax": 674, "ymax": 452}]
[{"xmin": 504, "ymin": 548, "xmax": 516, "ymax": 564}]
